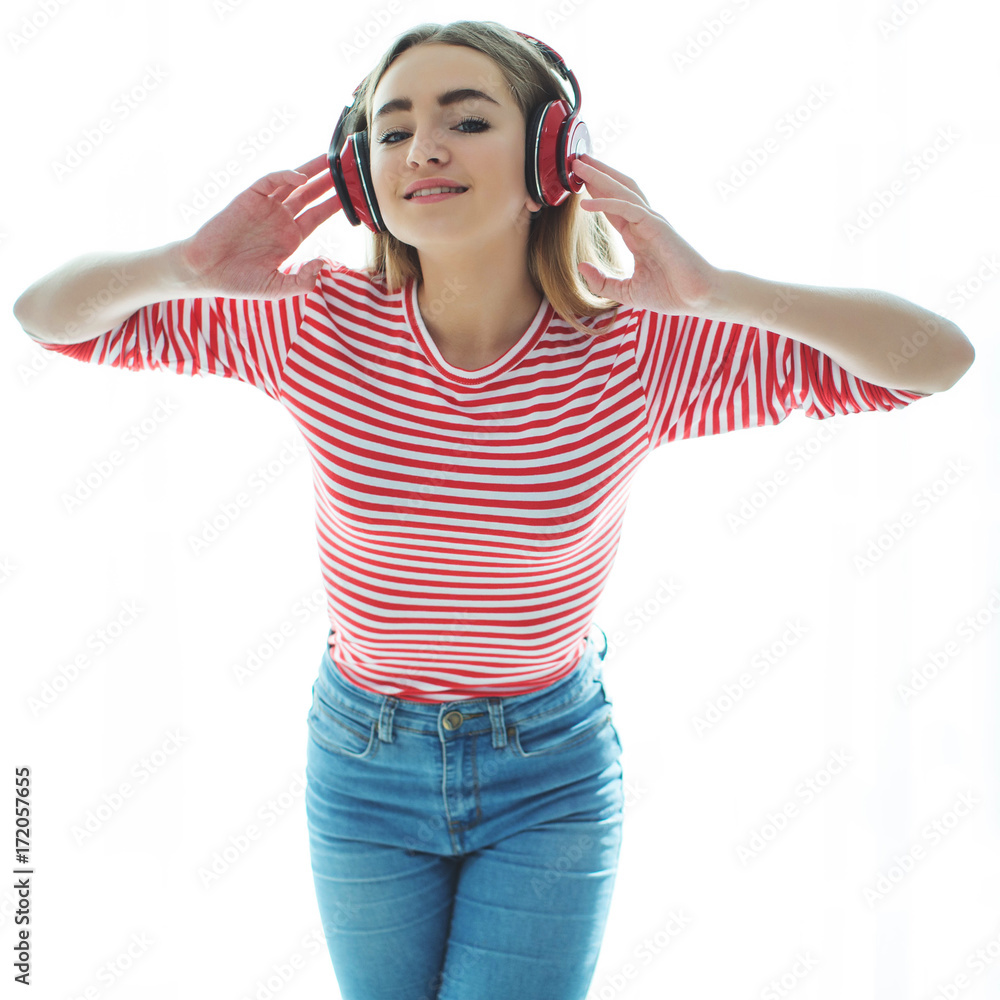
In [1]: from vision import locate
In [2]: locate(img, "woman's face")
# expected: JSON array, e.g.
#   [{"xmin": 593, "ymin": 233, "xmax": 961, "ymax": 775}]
[{"xmin": 368, "ymin": 43, "xmax": 543, "ymax": 248}]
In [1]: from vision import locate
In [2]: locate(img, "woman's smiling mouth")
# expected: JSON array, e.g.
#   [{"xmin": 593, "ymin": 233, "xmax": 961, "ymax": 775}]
[
  {"xmin": 404, "ymin": 187, "xmax": 469, "ymax": 203},
  {"xmin": 406, "ymin": 188, "xmax": 469, "ymax": 202}
]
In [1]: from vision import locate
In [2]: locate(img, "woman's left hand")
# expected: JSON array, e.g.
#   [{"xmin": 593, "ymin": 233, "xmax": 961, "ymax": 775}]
[{"xmin": 573, "ymin": 152, "xmax": 720, "ymax": 314}]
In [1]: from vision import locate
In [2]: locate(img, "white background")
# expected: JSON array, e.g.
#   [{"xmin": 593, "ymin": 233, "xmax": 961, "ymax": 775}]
[{"xmin": 3, "ymin": 0, "xmax": 998, "ymax": 998}]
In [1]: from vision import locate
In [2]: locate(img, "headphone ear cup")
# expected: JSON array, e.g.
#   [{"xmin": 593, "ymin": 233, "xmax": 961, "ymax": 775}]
[
  {"xmin": 328, "ymin": 115, "xmax": 384, "ymax": 233},
  {"xmin": 530, "ymin": 99, "xmax": 580, "ymax": 208},
  {"xmin": 524, "ymin": 100, "xmax": 551, "ymax": 206},
  {"xmin": 329, "ymin": 105, "xmax": 362, "ymax": 228},
  {"xmin": 353, "ymin": 129, "xmax": 386, "ymax": 233}
]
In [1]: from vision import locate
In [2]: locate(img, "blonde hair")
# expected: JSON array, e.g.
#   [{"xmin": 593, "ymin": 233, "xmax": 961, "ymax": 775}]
[{"xmin": 350, "ymin": 19, "xmax": 628, "ymax": 335}]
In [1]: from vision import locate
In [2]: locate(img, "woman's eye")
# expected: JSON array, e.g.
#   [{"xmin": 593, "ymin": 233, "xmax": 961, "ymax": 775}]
[{"xmin": 376, "ymin": 116, "xmax": 491, "ymax": 145}]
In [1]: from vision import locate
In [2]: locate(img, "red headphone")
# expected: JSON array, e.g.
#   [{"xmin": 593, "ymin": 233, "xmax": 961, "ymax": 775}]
[{"xmin": 327, "ymin": 30, "xmax": 592, "ymax": 233}]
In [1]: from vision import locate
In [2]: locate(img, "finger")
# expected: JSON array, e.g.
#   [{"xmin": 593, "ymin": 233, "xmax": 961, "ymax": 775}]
[
  {"xmin": 578, "ymin": 260, "xmax": 621, "ymax": 299},
  {"xmin": 576, "ymin": 152, "xmax": 645, "ymax": 196},
  {"xmin": 275, "ymin": 156, "xmax": 336, "ymax": 206},
  {"xmin": 251, "ymin": 168, "xmax": 311, "ymax": 199},
  {"xmin": 294, "ymin": 193, "xmax": 343, "ymax": 236},
  {"xmin": 283, "ymin": 169, "xmax": 335, "ymax": 216},
  {"xmin": 579, "ymin": 196, "xmax": 647, "ymax": 225},
  {"xmin": 259, "ymin": 155, "xmax": 332, "ymax": 202},
  {"xmin": 294, "ymin": 152, "xmax": 333, "ymax": 176},
  {"xmin": 575, "ymin": 159, "xmax": 643, "ymax": 204},
  {"xmin": 576, "ymin": 153, "xmax": 649, "ymax": 207}
]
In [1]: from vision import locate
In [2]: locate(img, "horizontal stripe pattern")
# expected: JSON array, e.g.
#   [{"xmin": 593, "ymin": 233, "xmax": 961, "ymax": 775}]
[{"xmin": 34, "ymin": 259, "xmax": 924, "ymax": 701}]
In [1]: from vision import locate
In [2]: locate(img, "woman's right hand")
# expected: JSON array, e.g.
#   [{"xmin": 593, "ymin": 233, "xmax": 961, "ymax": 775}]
[{"xmin": 177, "ymin": 153, "xmax": 342, "ymax": 298}]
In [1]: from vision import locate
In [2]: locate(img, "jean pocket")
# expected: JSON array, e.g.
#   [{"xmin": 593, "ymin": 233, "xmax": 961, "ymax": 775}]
[
  {"xmin": 307, "ymin": 686, "xmax": 378, "ymax": 760},
  {"xmin": 509, "ymin": 689, "xmax": 614, "ymax": 758}
]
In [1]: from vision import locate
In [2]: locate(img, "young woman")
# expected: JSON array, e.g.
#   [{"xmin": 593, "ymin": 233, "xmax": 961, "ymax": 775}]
[{"xmin": 14, "ymin": 18, "xmax": 974, "ymax": 1000}]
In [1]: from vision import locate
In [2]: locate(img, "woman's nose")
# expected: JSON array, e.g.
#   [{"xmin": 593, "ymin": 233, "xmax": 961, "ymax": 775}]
[{"xmin": 405, "ymin": 126, "xmax": 450, "ymax": 166}]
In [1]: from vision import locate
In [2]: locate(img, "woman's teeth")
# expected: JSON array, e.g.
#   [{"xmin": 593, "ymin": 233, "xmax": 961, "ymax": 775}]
[{"xmin": 409, "ymin": 187, "xmax": 467, "ymax": 198}]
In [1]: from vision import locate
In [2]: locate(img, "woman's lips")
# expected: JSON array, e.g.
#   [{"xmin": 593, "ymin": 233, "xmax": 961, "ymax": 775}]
[{"xmin": 405, "ymin": 189, "xmax": 468, "ymax": 203}]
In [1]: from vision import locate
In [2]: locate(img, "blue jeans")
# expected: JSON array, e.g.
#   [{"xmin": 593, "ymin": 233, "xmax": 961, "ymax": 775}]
[{"xmin": 304, "ymin": 625, "xmax": 624, "ymax": 1000}]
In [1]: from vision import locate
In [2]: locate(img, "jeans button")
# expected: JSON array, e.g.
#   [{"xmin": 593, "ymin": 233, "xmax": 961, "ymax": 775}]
[{"xmin": 442, "ymin": 710, "xmax": 464, "ymax": 731}]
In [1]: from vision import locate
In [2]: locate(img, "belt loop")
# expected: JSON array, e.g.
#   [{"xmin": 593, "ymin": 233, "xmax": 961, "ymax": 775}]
[
  {"xmin": 487, "ymin": 698, "xmax": 507, "ymax": 749},
  {"xmin": 589, "ymin": 621, "xmax": 608, "ymax": 661},
  {"xmin": 376, "ymin": 697, "xmax": 397, "ymax": 743}
]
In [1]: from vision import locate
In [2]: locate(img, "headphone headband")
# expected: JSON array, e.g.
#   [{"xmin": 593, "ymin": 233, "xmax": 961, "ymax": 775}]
[{"xmin": 513, "ymin": 31, "xmax": 583, "ymax": 114}]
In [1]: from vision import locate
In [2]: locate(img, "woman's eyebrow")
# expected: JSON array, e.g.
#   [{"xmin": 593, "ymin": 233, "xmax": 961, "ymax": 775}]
[{"xmin": 373, "ymin": 88, "xmax": 501, "ymax": 122}]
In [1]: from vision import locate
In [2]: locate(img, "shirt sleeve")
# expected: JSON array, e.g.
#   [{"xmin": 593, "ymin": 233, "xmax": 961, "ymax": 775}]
[
  {"xmin": 27, "ymin": 258, "xmax": 332, "ymax": 402},
  {"xmin": 632, "ymin": 309, "xmax": 928, "ymax": 451}
]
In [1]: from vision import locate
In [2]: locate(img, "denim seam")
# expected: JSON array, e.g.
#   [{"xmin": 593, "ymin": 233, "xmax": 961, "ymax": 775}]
[
  {"xmin": 511, "ymin": 710, "xmax": 613, "ymax": 758},
  {"xmin": 447, "ymin": 737, "xmax": 484, "ymax": 834},
  {"xmin": 312, "ymin": 699, "xmax": 371, "ymax": 737},
  {"xmin": 308, "ymin": 721, "xmax": 378, "ymax": 758}
]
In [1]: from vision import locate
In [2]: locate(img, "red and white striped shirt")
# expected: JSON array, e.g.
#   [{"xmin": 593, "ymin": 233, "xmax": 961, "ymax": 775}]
[{"xmin": 34, "ymin": 258, "xmax": 926, "ymax": 701}]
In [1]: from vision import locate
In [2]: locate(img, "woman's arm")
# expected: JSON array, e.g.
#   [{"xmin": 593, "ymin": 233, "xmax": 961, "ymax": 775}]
[
  {"xmin": 703, "ymin": 269, "xmax": 975, "ymax": 395},
  {"xmin": 13, "ymin": 241, "xmax": 200, "ymax": 345},
  {"xmin": 571, "ymin": 153, "xmax": 974, "ymax": 395},
  {"xmin": 14, "ymin": 154, "xmax": 338, "ymax": 345}
]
